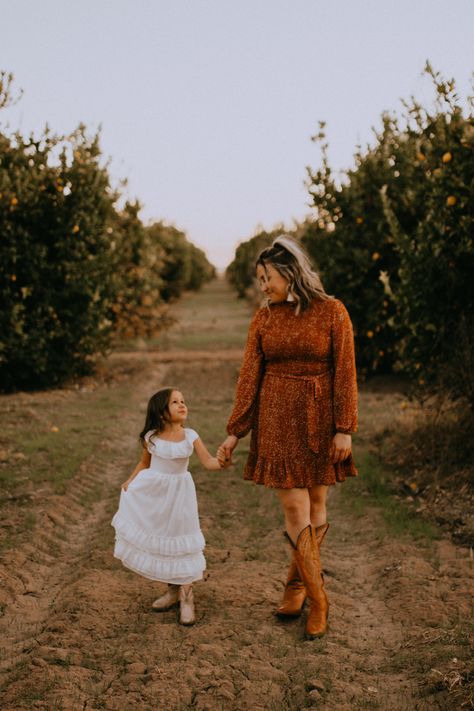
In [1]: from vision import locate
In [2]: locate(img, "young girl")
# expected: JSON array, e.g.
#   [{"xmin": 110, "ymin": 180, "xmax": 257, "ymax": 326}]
[{"xmin": 111, "ymin": 387, "xmax": 227, "ymax": 625}]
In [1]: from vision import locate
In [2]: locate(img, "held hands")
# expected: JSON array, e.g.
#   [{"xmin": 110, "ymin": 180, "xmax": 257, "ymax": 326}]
[
  {"xmin": 331, "ymin": 432, "xmax": 352, "ymax": 464},
  {"xmin": 217, "ymin": 435, "xmax": 238, "ymax": 469},
  {"xmin": 216, "ymin": 445, "xmax": 231, "ymax": 468}
]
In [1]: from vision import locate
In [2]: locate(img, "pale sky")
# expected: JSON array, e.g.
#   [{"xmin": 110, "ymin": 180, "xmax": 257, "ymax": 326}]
[{"xmin": 2, "ymin": 1, "xmax": 473, "ymax": 268}]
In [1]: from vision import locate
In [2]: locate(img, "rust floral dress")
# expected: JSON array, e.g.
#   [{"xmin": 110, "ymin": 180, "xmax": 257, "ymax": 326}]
[{"xmin": 227, "ymin": 297, "xmax": 358, "ymax": 488}]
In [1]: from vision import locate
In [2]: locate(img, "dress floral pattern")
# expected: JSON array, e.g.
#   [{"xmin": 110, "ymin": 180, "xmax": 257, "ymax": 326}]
[{"xmin": 227, "ymin": 298, "xmax": 358, "ymax": 488}]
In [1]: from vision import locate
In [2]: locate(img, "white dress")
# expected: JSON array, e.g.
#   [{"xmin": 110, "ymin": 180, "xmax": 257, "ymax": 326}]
[{"xmin": 111, "ymin": 428, "xmax": 206, "ymax": 585}]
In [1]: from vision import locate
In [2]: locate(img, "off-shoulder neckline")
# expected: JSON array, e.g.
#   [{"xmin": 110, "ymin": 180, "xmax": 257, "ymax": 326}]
[
  {"xmin": 155, "ymin": 436, "xmax": 186, "ymax": 443},
  {"xmin": 147, "ymin": 427, "xmax": 198, "ymax": 444}
]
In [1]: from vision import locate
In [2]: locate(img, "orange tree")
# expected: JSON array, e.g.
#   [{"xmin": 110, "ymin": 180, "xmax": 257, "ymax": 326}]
[
  {"xmin": 303, "ymin": 118, "xmax": 425, "ymax": 375},
  {"xmin": 111, "ymin": 215, "xmax": 215, "ymax": 340},
  {"xmin": 304, "ymin": 65, "xmax": 473, "ymax": 401},
  {"xmin": 381, "ymin": 65, "xmax": 474, "ymax": 404},
  {"xmin": 0, "ymin": 74, "xmax": 216, "ymax": 390},
  {"xmin": 186, "ymin": 242, "xmax": 216, "ymax": 290},
  {"xmin": 0, "ymin": 120, "xmax": 119, "ymax": 390},
  {"xmin": 109, "ymin": 202, "xmax": 169, "ymax": 341},
  {"xmin": 146, "ymin": 222, "xmax": 214, "ymax": 301}
]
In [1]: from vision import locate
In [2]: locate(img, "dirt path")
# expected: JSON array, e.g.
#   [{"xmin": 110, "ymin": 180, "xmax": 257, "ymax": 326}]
[{"xmin": 0, "ymin": 280, "xmax": 472, "ymax": 710}]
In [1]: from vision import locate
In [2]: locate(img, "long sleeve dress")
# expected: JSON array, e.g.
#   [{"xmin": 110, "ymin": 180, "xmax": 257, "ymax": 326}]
[{"xmin": 226, "ymin": 297, "xmax": 358, "ymax": 488}]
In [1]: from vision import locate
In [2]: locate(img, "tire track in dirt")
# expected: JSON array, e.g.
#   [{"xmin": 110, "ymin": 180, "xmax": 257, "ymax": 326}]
[{"xmin": 0, "ymin": 365, "xmax": 167, "ymax": 689}]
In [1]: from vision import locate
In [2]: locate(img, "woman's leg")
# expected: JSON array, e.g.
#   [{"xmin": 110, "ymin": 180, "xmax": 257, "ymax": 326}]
[
  {"xmin": 309, "ymin": 484, "xmax": 328, "ymax": 528},
  {"xmin": 276, "ymin": 488, "xmax": 311, "ymax": 544},
  {"xmin": 275, "ymin": 488, "xmax": 311, "ymax": 617},
  {"xmin": 278, "ymin": 487, "xmax": 329, "ymax": 638}
]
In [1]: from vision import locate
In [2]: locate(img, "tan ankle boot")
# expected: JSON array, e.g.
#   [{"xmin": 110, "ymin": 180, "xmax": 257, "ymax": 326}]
[
  {"xmin": 151, "ymin": 584, "xmax": 179, "ymax": 611},
  {"xmin": 290, "ymin": 525, "xmax": 329, "ymax": 639},
  {"xmin": 276, "ymin": 523, "xmax": 329, "ymax": 618},
  {"xmin": 179, "ymin": 586, "xmax": 195, "ymax": 626}
]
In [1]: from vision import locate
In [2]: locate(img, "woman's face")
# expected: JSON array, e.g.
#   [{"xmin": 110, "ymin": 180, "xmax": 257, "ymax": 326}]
[{"xmin": 256, "ymin": 263, "xmax": 289, "ymax": 303}]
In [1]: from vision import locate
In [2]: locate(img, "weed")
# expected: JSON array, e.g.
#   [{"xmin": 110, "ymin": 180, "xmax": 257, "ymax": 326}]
[{"xmin": 340, "ymin": 451, "xmax": 439, "ymax": 543}]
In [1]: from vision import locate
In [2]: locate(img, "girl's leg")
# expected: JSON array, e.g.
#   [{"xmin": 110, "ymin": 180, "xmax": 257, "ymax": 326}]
[
  {"xmin": 151, "ymin": 583, "xmax": 179, "ymax": 611},
  {"xmin": 276, "ymin": 488, "xmax": 311, "ymax": 544},
  {"xmin": 308, "ymin": 485, "xmax": 329, "ymax": 528},
  {"xmin": 179, "ymin": 584, "xmax": 195, "ymax": 626}
]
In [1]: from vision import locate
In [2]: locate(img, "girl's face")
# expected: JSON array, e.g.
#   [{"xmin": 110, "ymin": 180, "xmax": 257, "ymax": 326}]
[
  {"xmin": 256, "ymin": 263, "xmax": 289, "ymax": 303},
  {"xmin": 167, "ymin": 390, "xmax": 188, "ymax": 424}
]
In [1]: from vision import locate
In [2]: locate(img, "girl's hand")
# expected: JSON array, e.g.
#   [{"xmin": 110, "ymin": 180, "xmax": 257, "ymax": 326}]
[
  {"xmin": 219, "ymin": 435, "xmax": 238, "ymax": 465},
  {"xmin": 217, "ymin": 445, "xmax": 232, "ymax": 468},
  {"xmin": 121, "ymin": 478, "xmax": 132, "ymax": 491},
  {"xmin": 331, "ymin": 433, "xmax": 352, "ymax": 463}
]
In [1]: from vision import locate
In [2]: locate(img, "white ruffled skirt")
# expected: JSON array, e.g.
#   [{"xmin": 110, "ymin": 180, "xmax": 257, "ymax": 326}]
[{"xmin": 111, "ymin": 467, "xmax": 206, "ymax": 584}]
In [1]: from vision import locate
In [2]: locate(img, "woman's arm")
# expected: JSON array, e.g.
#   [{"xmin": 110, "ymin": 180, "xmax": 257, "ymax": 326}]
[
  {"xmin": 226, "ymin": 309, "xmax": 266, "ymax": 440},
  {"xmin": 193, "ymin": 438, "xmax": 228, "ymax": 471},
  {"xmin": 121, "ymin": 447, "xmax": 151, "ymax": 490},
  {"xmin": 331, "ymin": 300, "xmax": 358, "ymax": 460}
]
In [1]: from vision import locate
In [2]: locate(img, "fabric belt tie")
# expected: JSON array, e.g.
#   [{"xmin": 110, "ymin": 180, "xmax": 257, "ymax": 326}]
[{"xmin": 265, "ymin": 369, "xmax": 332, "ymax": 454}]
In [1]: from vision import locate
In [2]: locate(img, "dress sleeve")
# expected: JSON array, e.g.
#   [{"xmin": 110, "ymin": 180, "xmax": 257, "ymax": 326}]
[
  {"xmin": 185, "ymin": 428, "xmax": 200, "ymax": 444},
  {"xmin": 144, "ymin": 430, "xmax": 155, "ymax": 453},
  {"xmin": 331, "ymin": 300, "xmax": 358, "ymax": 434},
  {"xmin": 227, "ymin": 309, "xmax": 266, "ymax": 438}
]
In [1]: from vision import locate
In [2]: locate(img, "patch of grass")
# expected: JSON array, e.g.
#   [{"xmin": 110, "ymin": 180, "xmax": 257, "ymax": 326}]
[
  {"xmin": 5, "ymin": 663, "xmax": 58, "ymax": 705},
  {"xmin": 18, "ymin": 386, "xmax": 136, "ymax": 494},
  {"xmin": 149, "ymin": 278, "xmax": 252, "ymax": 352},
  {"xmin": 0, "ymin": 371, "xmax": 147, "ymax": 553},
  {"xmin": 340, "ymin": 450, "xmax": 439, "ymax": 542}
]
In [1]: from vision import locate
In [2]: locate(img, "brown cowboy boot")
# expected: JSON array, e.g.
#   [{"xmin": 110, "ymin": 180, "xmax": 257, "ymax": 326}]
[
  {"xmin": 289, "ymin": 525, "xmax": 329, "ymax": 639},
  {"xmin": 276, "ymin": 523, "xmax": 329, "ymax": 618},
  {"xmin": 275, "ymin": 554, "xmax": 306, "ymax": 618}
]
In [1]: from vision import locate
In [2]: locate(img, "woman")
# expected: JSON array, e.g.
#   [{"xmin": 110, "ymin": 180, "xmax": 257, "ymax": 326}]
[{"xmin": 219, "ymin": 236, "xmax": 358, "ymax": 639}]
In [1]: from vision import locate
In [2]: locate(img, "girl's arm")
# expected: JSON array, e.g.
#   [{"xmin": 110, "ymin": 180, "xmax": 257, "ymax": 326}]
[
  {"xmin": 121, "ymin": 447, "xmax": 151, "ymax": 490},
  {"xmin": 193, "ymin": 438, "xmax": 228, "ymax": 471}
]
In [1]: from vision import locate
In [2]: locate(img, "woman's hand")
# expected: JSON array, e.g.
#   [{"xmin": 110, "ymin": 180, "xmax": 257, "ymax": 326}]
[
  {"xmin": 216, "ymin": 444, "xmax": 232, "ymax": 469},
  {"xmin": 219, "ymin": 435, "xmax": 238, "ymax": 466},
  {"xmin": 331, "ymin": 433, "xmax": 352, "ymax": 463},
  {"xmin": 217, "ymin": 445, "xmax": 232, "ymax": 468},
  {"xmin": 121, "ymin": 478, "xmax": 132, "ymax": 491}
]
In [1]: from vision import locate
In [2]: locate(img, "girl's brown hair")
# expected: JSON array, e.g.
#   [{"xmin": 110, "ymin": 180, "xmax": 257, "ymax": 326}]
[{"xmin": 139, "ymin": 387, "xmax": 176, "ymax": 446}]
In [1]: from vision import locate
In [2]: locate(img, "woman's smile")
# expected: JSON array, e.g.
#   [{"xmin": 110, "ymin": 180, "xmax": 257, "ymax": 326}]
[{"xmin": 256, "ymin": 263, "xmax": 289, "ymax": 303}]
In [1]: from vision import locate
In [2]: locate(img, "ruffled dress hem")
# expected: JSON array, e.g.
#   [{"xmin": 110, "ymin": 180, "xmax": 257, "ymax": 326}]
[
  {"xmin": 111, "ymin": 512, "xmax": 205, "ymax": 555},
  {"xmin": 114, "ymin": 536, "xmax": 206, "ymax": 584},
  {"xmin": 243, "ymin": 453, "xmax": 358, "ymax": 488}
]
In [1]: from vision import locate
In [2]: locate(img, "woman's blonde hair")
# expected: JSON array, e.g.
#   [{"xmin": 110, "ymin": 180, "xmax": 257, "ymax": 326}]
[{"xmin": 256, "ymin": 235, "xmax": 332, "ymax": 313}]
